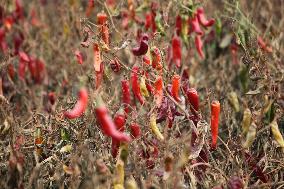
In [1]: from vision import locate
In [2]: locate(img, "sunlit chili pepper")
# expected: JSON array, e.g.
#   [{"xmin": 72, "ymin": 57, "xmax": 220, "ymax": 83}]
[
  {"xmin": 154, "ymin": 76, "xmax": 163, "ymax": 107},
  {"xmin": 85, "ymin": 0, "xmax": 94, "ymax": 17},
  {"xmin": 95, "ymin": 61, "xmax": 104, "ymax": 89},
  {"xmin": 64, "ymin": 88, "xmax": 88, "ymax": 119},
  {"xmin": 97, "ymin": 12, "xmax": 108, "ymax": 25},
  {"xmin": 190, "ymin": 15, "xmax": 204, "ymax": 35},
  {"xmin": 18, "ymin": 51, "xmax": 30, "ymax": 81},
  {"xmin": 172, "ymin": 35, "xmax": 182, "ymax": 68},
  {"xmin": 150, "ymin": 113, "xmax": 164, "ymax": 141},
  {"xmin": 34, "ymin": 127, "xmax": 43, "ymax": 156},
  {"xmin": 95, "ymin": 96, "xmax": 131, "ymax": 143},
  {"xmin": 110, "ymin": 57, "xmax": 121, "ymax": 72},
  {"xmin": 150, "ymin": 46, "xmax": 162, "ymax": 70},
  {"xmin": 186, "ymin": 88, "xmax": 199, "ymax": 118},
  {"xmin": 241, "ymin": 108, "xmax": 252, "ymax": 135},
  {"xmin": 130, "ymin": 122, "xmax": 141, "ymax": 139},
  {"xmin": 121, "ymin": 79, "xmax": 131, "ymax": 115},
  {"xmin": 171, "ymin": 74, "xmax": 181, "ymax": 102},
  {"xmin": 74, "ymin": 50, "xmax": 84, "ymax": 65},
  {"xmin": 210, "ymin": 100, "xmax": 220, "ymax": 149},
  {"xmin": 93, "ymin": 43, "xmax": 101, "ymax": 72},
  {"xmin": 228, "ymin": 91, "xmax": 240, "ymax": 112},
  {"xmin": 131, "ymin": 66, "xmax": 144, "ymax": 105},
  {"xmin": 140, "ymin": 76, "xmax": 149, "ymax": 97},
  {"xmin": 195, "ymin": 35, "xmax": 205, "ymax": 59},
  {"xmin": 257, "ymin": 36, "xmax": 272, "ymax": 53},
  {"xmin": 100, "ymin": 24, "xmax": 109, "ymax": 47},
  {"xmin": 142, "ymin": 55, "xmax": 151, "ymax": 66},
  {"xmin": 114, "ymin": 109, "xmax": 126, "ymax": 132},
  {"xmin": 196, "ymin": 7, "xmax": 215, "ymax": 27},
  {"xmin": 132, "ymin": 34, "xmax": 149, "ymax": 56},
  {"xmin": 270, "ymin": 118, "xmax": 284, "ymax": 151},
  {"xmin": 243, "ymin": 122, "xmax": 256, "ymax": 148}
]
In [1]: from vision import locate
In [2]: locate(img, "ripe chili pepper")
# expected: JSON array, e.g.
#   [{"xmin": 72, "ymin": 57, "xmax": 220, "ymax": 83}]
[
  {"xmin": 150, "ymin": 113, "xmax": 164, "ymax": 141},
  {"xmin": 175, "ymin": 15, "xmax": 182, "ymax": 36},
  {"xmin": 131, "ymin": 66, "xmax": 144, "ymax": 105},
  {"xmin": 172, "ymin": 35, "xmax": 182, "ymax": 68},
  {"xmin": 48, "ymin": 92, "xmax": 56, "ymax": 105},
  {"xmin": 142, "ymin": 55, "xmax": 151, "ymax": 66},
  {"xmin": 145, "ymin": 12, "xmax": 152, "ymax": 30},
  {"xmin": 4, "ymin": 16, "xmax": 14, "ymax": 30},
  {"xmin": 257, "ymin": 36, "xmax": 272, "ymax": 53},
  {"xmin": 28, "ymin": 56, "xmax": 45, "ymax": 84},
  {"xmin": 154, "ymin": 76, "xmax": 163, "ymax": 107},
  {"xmin": 186, "ymin": 88, "xmax": 199, "ymax": 118},
  {"xmin": 121, "ymin": 79, "xmax": 131, "ymax": 115},
  {"xmin": 230, "ymin": 43, "xmax": 238, "ymax": 65},
  {"xmin": 150, "ymin": 46, "xmax": 162, "ymax": 70},
  {"xmin": 114, "ymin": 109, "xmax": 126, "ymax": 132},
  {"xmin": 171, "ymin": 74, "xmax": 181, "ymax": 102},
  {"xmin": 195, "ymin": 35, "xmax": 205, "ymax": 59},
  {"xmin": 64, "ymin": 88, "xmax": 88, "ymax": 119},
  {"xmin": 100, "ymin": 24, "xmax": 109, "ymax": 47},
  {"xmin": 95, "ymin": 61, "xmax": 104, "ymax": 89},
  {"xmin": 270, "ymin": 118, "xmax": 284, "ymax": 151},
  {"xmin": 130, "ymin": 122, "xmax": 141, "ymax": 139},
  {"xmin": 93, "ymin": 43, "xmax": 102, "ymax": 72},
  {"xmin": 74, "ymin": 50, "xmax": 84, "ymax": 65},
  {"xmin": 210, "ymin": 100, "xmax": 220, "ymax": 149},
  {"xmin": 140, "ymin": 76, "xmax": 149, "ymax": 97},
  {"xmin": 196, "ymin": 7, "xmax": 215, "ymax": 27},
  {"xmin": 243, "ymin": 122, "xmax": 256, "ymax": 148},
  {"xmin": 144, "ymin": 72, "xmax": 154, "ymax": 95},
  {"xmin": 190, "ymin": 15, "xmax": 204, "ymax": 35},
  {"xmin": 86, "ymin": 0, "xmax": 94, "ymax": 17},
  {"xmin": 110, "ymin": 57, "xmax": 121, "ymax": 72},
  {"xmin": 97, "ymin": 12, "xmax": 108, "ymax": 25},
  {"xmin": 132, "ymin": 35, "xmax": 149, "ymax": 56},
  {"xmin": 13, "ymin": 32, "xmax": 24, "ymax": 55},
  {"xmin": 95, "ymin": 96, "xmax": 131, "ymax": 142},
  {"xmin": 18, "ymin": 51, "xmax": 30, "ymax": 81},
  {"xmin": 111, "ymin": 138, "xmax": 120, "ymax": 158},
  {"xmin": 241, "ymin": 108, "xmax": 252, "ymax": 135}
]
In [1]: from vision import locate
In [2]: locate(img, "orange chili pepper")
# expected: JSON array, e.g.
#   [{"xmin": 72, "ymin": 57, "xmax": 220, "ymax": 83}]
[
  {"xmin": 171, "ymin": 74, "xmax": 181, "ymax": 102},
  {"xmin": 210, "ymin": 100, "xmax": 220, "ymax": 149}
]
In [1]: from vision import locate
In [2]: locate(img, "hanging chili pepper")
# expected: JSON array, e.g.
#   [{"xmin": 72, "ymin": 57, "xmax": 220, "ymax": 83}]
[
  {"xmin": 131, "ymin": 66, "xmax": 144, "ymax": 105},
  {"xmin": 154, "ymin": 76, "xmax": 163, "ymax": 107},
  {"xmin": 150, "ymin": 113, "xmax": 164, "ymax": 141},
  {"xmin": 270, "ymin": 118, "xmax": 284, "ymax": 151},
  {"xmin": 150, "ymin": 46, "xmax": 162, "ymax": 70},
  {"xmin": 195, "ymin": 35, "xmax": 205, "ymax": 59},
  {"xmin": 132, "ymin": 34, "xmax": 149, "ymax": 56},
  {"xmin": 18, "ymin": 51, "xmax": 30, "ymax": 81},
  {"xmin": 114, "ymin": 109, "xmax": 126, "ymax": 132},
  {"xmin": 196, "ymin": 7, "xmax": 215, "ymax": 27},
  {"xmin": 241, "ymin": 108, "xmax": 252, "ymax": 135},
  {"xmin": 95, "ymin": 61, "xmax": 104, "ymax": 89},
  {"xmin": 100, "ymin": 24, "xmax": 109, "ymax": 47},
  {"xmin": 175, "ymin": 15, "xmax": 182, "ymax": 36},
  {"xmin": 74, "ymin": 50, "xmax": 84, "ymax": 65},
  {"xmin": 140, "ymin": 76, "xmax": 149, "ymax": 97},
  {"xmin": 95, "ymin": 96, "xmax": 131, "ymax": 142},
  {"xmin": 190, "ymin": 15, "xmax": 204, "ymax": 35},
  {"xmin": 144, "ymin": 72, "xmax": 154, "ymax": 95},
  {"xmin": 243, "ymin": 122, "xmax": 256, "ymax": 148},
  {"xmin": 97, "ymin": 12, "xmax": 108, "ymax": 25},
  {"xmin": 110, "ymin": 57, "xmax": 121, "ymax": 72},
  {"xmin": 93, "ymin": 43, "xmax": 101, "ymax": 72},
  {"xmin": 257, "ymin": 36, "xmax": 272, "ymax": 53},
  {"xmin": 210, "ymin": 100, "xmax": 220, "ymax": 149},
  {"xmin": 85, "ymin": 0, "xmax": 94, "ymax": 17},
  {"xmin": 111, "ymin": 138, "xmax": 120, "ymax": 158},
  {"xmin": 230, "ymin": 43, "xmax": 238, "ymax": 65},
  {"xmin": 121, "ymin": 79, "xmax": 131, "ymax": 115},
  {"xmin": 228, "ymin": 91, "xmax": 240, "ymax": 112},
  {"xmin": 145, "ymin": 12, "xmax": 152, "ymax": 30},
  {"xmin": 130, "ymin": 122, "xmax": 141, "ymax": 139},
  {"xmin": 186, "ymin": 88, "xmax": 199, "ymax": 119},
  {"xmin": 142, "ymin": 55, "xmax": 151, "ymax": 66},
  {"xmin": 64, "ymin": 88, "xmax": 88, "ymax": 119},
  {"xmin": 171, "ymin": 74, "xmax": 181, "ymax": 102},
  {"xmin": 172, "ymin": 35, "xmax": 182, "ymax": 68},
  {"xmin": 48, "ymin": 92, "xmax": 56, "ymax": 105}
]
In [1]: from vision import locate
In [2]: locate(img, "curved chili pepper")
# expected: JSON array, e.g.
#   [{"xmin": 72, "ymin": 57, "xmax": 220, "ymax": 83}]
[
  {"xmin": 196, "ymin": 7, "xmax": 215, "ymax": 27},
  {"xmin": 195, "ymin": 35, "xmax": 205, "ymax": 59},
  {"xmin": 132, "ymin": 38, "xmax": 149, "ymax": 56},
  {"xmin": 145, "ymin": 12, "xmax": 152, "ymax": 30},
  {"xmin": 131, "ymin": 66, "xmax": 144, "ymax": 105},
  {"xmin": 186, "ymin": 88, "xmax": 199, "ymax": 117},
  {"xmin": 171, "ymin": 74, "xmax": 181, "ymax": 102},
  {"xmin": 243, "ymin": 122, "xmax": 256, "ymax": 148},
  {"xmin": 257, "ymin": 36, "xmax": 272, "ymax": 53},
  {"xmin": 140, "ymin": 76, "xmax": 149, "ymax": 97},
  {"xmin": 121, "ymin": 79, "xmax": 131, "ymax": 114},
  {"xmin": 95, "ymin": 96, "xmax": 131, "ymax": 142},
  {"xmin": 114, "ymin": 109, "xmax": 126, "ymax": 132},
  {"xmin": 64, "ymin": 88, "xmax": 88, "ymax": 119},
  {"xmin": 210, "ymin": 100, "xmax": 220, "ymax": 149},
  {"xmin": 97, "ymin": 12, "xmax": 107, "ymax": 25},
  {"xmin": 151, "ymin": 46, "xmax": 162, "ymax": 70},
  {"xmin": 270, "ymin": 118, "xmax": 284, "ymax": 150},
  {"xmin": 154, "ymin": 76, "xmax": 163, "ymax": 107},
  {"xmin": 130, "ymin": 122, "xmax": 141, "ymax": 139},
  {"xmin": 190, "ymin": 15, "xmax": 203, "ymax": 35},
  {"xmin": 175, "ymin": 15, "xmax": 182, "ymax": 36},
  {"xmin": 142, "ymin": 55, "xmax": 151, "ymax": 66},
  {"xmin": 110, "ymin": 57, "xmax": 121, "ymax": 72},
  {"xmin": 172, "ymin": 35, "xmax": 182, "ymax": 68},
  {"xmin": 95, "ymin": 61, "xmax": 104, "ymax": 89},
  {"xmin": 93, "ymin": 43, "xmax": 101, "ymax": 72},
  {"xmin": 74, "ymin": 50, "xmax": 84, "ymax": 65},
  {"xmin": 150, "ymin": 113, "xmax": 164, "ymax": 141}
]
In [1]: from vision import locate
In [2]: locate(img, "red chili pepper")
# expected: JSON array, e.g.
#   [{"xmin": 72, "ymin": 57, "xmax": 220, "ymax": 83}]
[
  {"xmin": 172, "ymin": 35, "xmax": 182, "ymax": 68},
  {"xmin": 154, "ymin": 76, "xmax": 163, "ymax": 107},
  {"xmin": 210, "ymin": 100, "xmax": 220, "ymax": 149},
  {"xmin": 111, "ymin": 138, "xmax": 120, "ymax": 158},
  {"xmin": 144, "ymin": 72, "xmax": 154, "ymax": 94},
  {"xmin": 132, "ymin": 35, "xmax": 149, "ymax": 56},
  {"xmin": 130, "ymin": 122, "xmax": 141, "ymax": 139},
  {"xmin": 142, "ymin": 55, "xmax": 151, "ymax": 66},
  {"xmin": 257, "ymin": 36, "xmax": 272, "ymax": 53},
  {"xmin": 230, "ymin": 43, "xmax": 238, "ymax": 65},
  {"xmin": 171, "ymin": 74, "xmax": 181, "ymax": 102},
  {"xmin": 110, "ymin": 57, "xmax": 121, "ymax": 72},
  {"xmin": 0, "ymin": 27, "xmax": 8, "ymax": 53},
  {"xmin": 95, "ymin": 61, "xmax": 104, "ymax": 89},
  {"xmin": 64, "ymin": 88, "xmax": 88, "ymax": 119},
  {"xmin": 196, "ymin": 7, "xmax": 215, "ymax": 27},
  {"xmin": 4, "ymin": 16, "xmax": 14, "ymax": 30},
  {"xmin": 13, "ymin": 32, "xmax": 24, "ymax": 55},
  {"xmin": 48, "ymin": 92, "xmax": 56, "ymax": 105},
  {"xmin": 145, "ymin": 12, "xmax": 152, "ymax": 30},
  {"xmin": 33, "ymin": 58, "xmax": 45, "ymax": 84},
  {"xmin": 114, "ymin": 109, "xmax": 126, "ymax": 132},
  {"xmin": 175, "ymin": 15, "xmax": 182, "ymax": 36},
  {"xmin": 186, "ymin": 88, "xmax": 199, "ymax": 118},
  {"xmin": 93, "ymin": 43, "xmax": 102, "ymax": 72},
  {"xmin": 97, "ymin": 12, "xmax": 108, "ymax": 25},
  {"xmin": 150, "ymin": 46, "xmax": 162, "ymax": 70},
  {"xmin": 131, "ymin": 66, "xmax": 144, "ymax": 105},
  {"xmin": 100, "ymin": 24, "xmax": 109, "ymax": 47},
  {"xmin": 18, "ymin": 51, "xmax": 30, "ymax": 81},
  {"xmin": 15, "ymin": 0, "xmax": 24, "ymax": 20},
  {"xmin": 95, "ymin": 96, "xmax": 131, "ymax": 142},
  {"xmin": 190, "ymin": 15, "xmax": 204, "ymax": 35},
  {"xmin": 85, "ymin": 0, "xmax": 94, "ymax": 17},
  {"xmin": 121, "ymin": 79, "xmax": 131, "ymax": 115},
  {"xmin": 74, "ymin": 50, "xmax": 84, "ymax": 65},
  {"xmin": 195, "ymin": 35, "xmax": 205, "ymax": 59}
]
